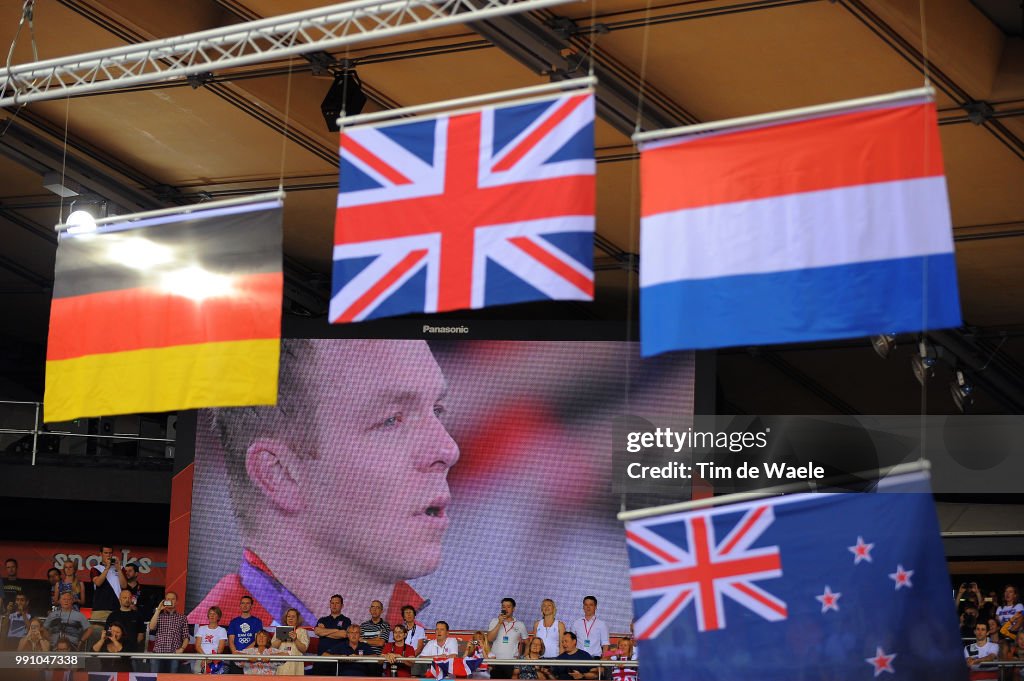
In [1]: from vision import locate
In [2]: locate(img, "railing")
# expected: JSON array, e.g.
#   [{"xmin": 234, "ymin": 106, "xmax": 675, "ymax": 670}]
[
  {"xmin": 0, "ymin": 649, "xmax": 638, "ymax": 677},
  {"xmin": 0, "ymin": 399, "xmax": 175, "ymax": 468}
]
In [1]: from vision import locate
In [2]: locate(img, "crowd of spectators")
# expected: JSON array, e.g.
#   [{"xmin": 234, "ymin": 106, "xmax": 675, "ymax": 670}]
[
  {"xmin": 0, "ymin": 553, "xmax": 638, "ymax": 678},
  {"xmin": 957, "ymin": 581, "xmax": 1024, "ymax": 680},
  {"xmin": 12, "ymin": 549, "xmax": 1024, "ymax": 679}
]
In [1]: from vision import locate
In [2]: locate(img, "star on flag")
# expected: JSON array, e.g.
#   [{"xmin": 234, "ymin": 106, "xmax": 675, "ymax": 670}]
[
  {"xmin": 815, "ymin": 585, "xmax": 841, "ymax": 613},
  {"xmin": 889, "ymin": 564, "xmax": 914, "ymax": 590},
  {"xmin": 865, "ymin": 646, "xmax": 896, "ymax": 676},
  {"xmin": 849, "ymin": 536, "xmax": 874, "ymax": 564}
]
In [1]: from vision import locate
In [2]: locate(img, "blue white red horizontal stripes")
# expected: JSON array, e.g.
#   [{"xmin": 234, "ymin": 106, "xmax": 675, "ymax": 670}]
[
  {"xmin": 638, "ymin": 99, "xmax": 962, "ymax": 355},
  {"xmin": 332, "ymin": 91, "xmax": 595, "ymax": 323}
]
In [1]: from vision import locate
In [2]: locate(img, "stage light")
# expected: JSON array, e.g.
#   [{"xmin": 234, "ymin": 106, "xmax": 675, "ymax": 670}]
[
  {"xmin": 65, "ymin": 209, "xmax": 97, "ymax": 234},
  {"xmin": 322, "ymin": 70, "xmax": 367, "ymax": 132},
  {"xmin": 871, "ymin": 334, "xmax": 896, "ymax": 359},
  {"xmin": 910, "ymin": 339, "xmax": 936, "ymax": 386},
  {"xmin": 950, "ymin": 369, "xmax": 974, "ymax": 413}
]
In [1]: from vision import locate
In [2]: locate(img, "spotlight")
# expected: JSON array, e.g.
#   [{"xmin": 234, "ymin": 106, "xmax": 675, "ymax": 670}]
[
  {"xmin": 322, "ymin": 70, "xmax": 366, "ymax": 132},
  {"xmin": 871, "ymin": 334, "xmax": 896, "ymax": 359},
  {"xmin": 950, "ymin": 369, "xmax": 974, "ymax": 413},
  {"xmin": 65, "ymin": 209, "xmax": 97, "ymax": 234},
  {"xmin": 910, "ymin": 339, "xmax": 936, "ymax": 386}
]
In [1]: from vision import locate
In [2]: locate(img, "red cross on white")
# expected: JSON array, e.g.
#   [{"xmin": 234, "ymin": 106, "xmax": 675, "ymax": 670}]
[
  {"xmin": 848, "ymin": 536, "xmax": 874, "ymax": 564},
  {"xmin": 865, "ymin": 646, "xmax": 896, "ymax": 676},
  {"xmin": 815, "ymin": 585, "xmax": 841, "ymax": 613},
  {"xmin": 888, "ymin": 564, "xmax": 914, "ymax": 590}
]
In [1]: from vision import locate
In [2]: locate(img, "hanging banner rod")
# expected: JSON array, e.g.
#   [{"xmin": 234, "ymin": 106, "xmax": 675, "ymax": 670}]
[
  {"xmin": 633, "ymin": 86, "xmax": 935, "ymax": 144},
  {"xmin": 338, "ymin": 76, "xmax": 597, "ymax": 129},
  {"xmin": 54, "ymin": 191, "xmax": 284, "ymax": 233},
  {"xmin": 616, "ymin": 459, "xmax": 932, "ymax": 521}
]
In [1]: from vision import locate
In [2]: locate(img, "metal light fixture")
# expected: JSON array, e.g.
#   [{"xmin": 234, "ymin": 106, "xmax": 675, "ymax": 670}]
[
  {"xmin": 871, "ymin": 334, "xmax": 896, "ymax": 359},
  {"xmin": 910, "ymin": 339, "xmax": 936, "ymax": 386},
  {"xmin": 950, "ymin": 369, "xmax": 974, "ymax": 413},
  {"xmin": 321, "ymin": 69, "xmax": 366, "ymax": 132}
]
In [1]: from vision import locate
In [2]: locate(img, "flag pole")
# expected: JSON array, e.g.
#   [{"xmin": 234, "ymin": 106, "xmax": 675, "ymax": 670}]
[
  {"xmin": 54, "ymin": 190, "xmax": 285, "ymax": 233},
  {"xmin": 337, "ymin": 76, "xmax": 597, "ymax": 130},
  {"xmin": 616, "ymin": 459, "xmax": 932, "ymax": 521},
  {"xmin": 633, "ymin": 86, "xmax": 935, "ymax": 144}
]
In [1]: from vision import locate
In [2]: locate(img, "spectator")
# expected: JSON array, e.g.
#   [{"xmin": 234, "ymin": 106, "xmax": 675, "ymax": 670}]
[
  {"xmin": 987, "ymin": 617, "xmax": 1000, "ymax": 643},
  {"xmin": 53, "ymin": 562, "xmax": 83, "ymax": 611},
  {"xmin": 467, "ymin": 629, "xmax": 494, "ymax": 679},
  {"xmin": 2, "ymin": 558, "xmax": 23, "ymax": 609},
  {"xmin": 568, "ymin": 597, "xmax": 609, "ymax": 659},
  {"xmin": 106, "ymin": 590, "xmax": 145, "ymax": 652},
  {"xmin": 89, "ymin": 547, "xmax": 126, "ymax": 620},
  {"xmin": 195, "ymin": 605, "xmax": 229, "ymax": 675},
  {"xmin": 92, "ymin": 622, "xmax": 131, "ymax": 672},
  {"xmin": 189, "ymin": 340, "xmax": 460, "ymax": 625},
  {"xmin": 961, "ymin": 603, "xmax": 981, "ymax": 640},
  {"xmin": 965, "ymin": 621, "xmax": 999, "ymax": 681},
  {"xmin": 228, "ymin": 595, "xmax": 264, "ymax": 655},
  {"xmin": 487, "ymin": 597, "xmax": 528, "ymax": 678},
  {"xmin": 534, "ymin": 599, "xmax": 565, "ymax": 659},
  {"xmin": 236, "ymin": 629, "xmax": 283, "ymax": 676},
  {"xmin": 421, "ymin": 621, "xmax": 459, "ymax": 659},
  {"xmin": 360, "ymin": 600, "xmax": 391, "ymax": 656},
  {"xmin": 394, "ymin": 604, "xmax": 427, "ymax": 654},
  {"xmin": 46, "ymin": 568, "xmax": 61, "ymax": 608},
  {"xmin": 17, "ymin": 619, "xmax": 50, "ymax": 652},
  {"xmin": 147, "ymin": 591, "xmax": 189, "ymax": 674},
  {"xmin": 43, "ymin": 592, "xmax": 90, "ymax": 648},
  {"xmin": 383, "ymin": 622, "xmax": 416, "ymax": 677},
  {"xmin": 4, "ymin": 593, "xmax": 32, "ymax": 650},
  {"xmin": 313, "ymin": 594, "xmax": 351, "ymax": 675},
  {"xmin": 999, "ymin": 585, "xmax": 1023, "ymax": 635},
  {"xmin": 123, "ymin": 562, "xmax": 146, "ymax": 611},
  {"xmin": 332, "ymin": 623, "xmax": 374, "ymax": 677},
  {"xmin": 553, "ymin": 632, "xmax": 596, "ymax": 680},
  {"xmin": 602, "ymin": 636, "xmax": 637, "ymax": 681},
  {"xmin": 271, "ymin": 607, "xmax": 309, "ymax": 676},
  {"xmin": 513, "ymin": 636, "xmax": 553, "ymax": 680},
  {"xmin": 1002, "ymin": 630, "xmax": 1024, "ymax": 680}
]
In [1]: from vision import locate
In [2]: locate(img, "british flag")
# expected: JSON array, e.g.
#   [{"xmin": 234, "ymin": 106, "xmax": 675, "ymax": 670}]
[
  {"xmin": 627, "ymin": 504, "xmax": 787, "ymax": 638},
  {"xmin": 331, "ymin": 91, "xmax": 595, "ymax": 323}
]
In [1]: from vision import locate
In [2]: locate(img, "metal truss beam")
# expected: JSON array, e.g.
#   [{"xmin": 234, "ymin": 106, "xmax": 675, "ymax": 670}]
[{"xmin": 0, "ymin": 0, "xmax": 578, "ymax": 107}]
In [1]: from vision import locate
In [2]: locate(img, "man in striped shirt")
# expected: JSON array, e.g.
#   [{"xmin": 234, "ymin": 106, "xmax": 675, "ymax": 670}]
[{"xmin": 360, "ymin": 600, "xmax": 391, "ymax": 655}]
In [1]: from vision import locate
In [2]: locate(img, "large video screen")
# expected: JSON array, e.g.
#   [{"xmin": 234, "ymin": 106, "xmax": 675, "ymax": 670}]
[{"xmin": 186, "ymin": 339, "xmax": 694, "ymax": 632}]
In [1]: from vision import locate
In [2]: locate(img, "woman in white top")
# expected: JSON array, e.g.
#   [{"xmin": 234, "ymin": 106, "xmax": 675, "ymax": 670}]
[
  {"xmin": 194, "ymin": 606, "xmax": 228, "ymax": 674},
  {"xmin": 272, "ymin": 608, "xmax": 310, "ymax": 676},
  {"xmin": 533, "ymin": 599, "xmax": 565, "ymax": 658},
  {"xmin": 397, "ymin": 604, "xmax": 427, "ymax": 654}
]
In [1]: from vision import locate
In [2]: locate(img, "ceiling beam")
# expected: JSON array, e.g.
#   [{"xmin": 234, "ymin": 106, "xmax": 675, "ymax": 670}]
[{"xmin": 468, "ymin": 5, "xmax": 696, "ymax": 137}]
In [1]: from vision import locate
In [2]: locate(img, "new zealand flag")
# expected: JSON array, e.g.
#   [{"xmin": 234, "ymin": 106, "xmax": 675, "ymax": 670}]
[{"xmin": 625, "ymin": 471, "xmax": 967, "ymax": 680}]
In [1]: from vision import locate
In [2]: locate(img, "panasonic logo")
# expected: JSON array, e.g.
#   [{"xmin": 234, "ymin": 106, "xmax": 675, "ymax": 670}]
[{"xmin": 422, "ymin": 325, "xmax": 470, "ymax": 334}]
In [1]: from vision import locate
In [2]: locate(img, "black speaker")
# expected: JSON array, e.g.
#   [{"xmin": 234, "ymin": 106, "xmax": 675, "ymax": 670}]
[{"xmin": 322, "ymin": 71, "xmax": 367, "ymax": 132}]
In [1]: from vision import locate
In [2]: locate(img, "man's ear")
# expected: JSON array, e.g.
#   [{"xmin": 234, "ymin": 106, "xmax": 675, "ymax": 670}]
[{"xmin": 245, "ymin": 438, "xmax": 302, "ymax": 514}]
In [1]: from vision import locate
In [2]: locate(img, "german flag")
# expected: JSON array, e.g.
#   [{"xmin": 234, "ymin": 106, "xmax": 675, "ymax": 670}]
[{"xmin": 44, "ymin": 199, "xmax": 283, "ymax": 422}]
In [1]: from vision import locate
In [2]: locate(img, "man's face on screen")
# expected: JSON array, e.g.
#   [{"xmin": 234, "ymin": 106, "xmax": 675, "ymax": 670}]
[{"xmin": 298, "ymin": 340, "xmax": 459, "ymax": 579}]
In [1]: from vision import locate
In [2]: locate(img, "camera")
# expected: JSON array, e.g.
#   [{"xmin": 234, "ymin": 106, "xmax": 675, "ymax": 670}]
[
  {"xmin": 162, "ymin": 600, "xmax": 172, "ymax": 607},
  {"xmin": 500, "ymin": 609, "xmax": 508, "ymax": 616}
]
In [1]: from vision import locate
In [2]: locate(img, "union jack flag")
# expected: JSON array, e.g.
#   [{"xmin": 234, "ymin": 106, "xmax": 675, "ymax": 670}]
[
  {"xmin": 331, "ymin": 92, "xmax": 595, "ymax": 322},
  {"xmin": 627, "ymin": 504, "xmax": 786, "ymax": 637}
]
